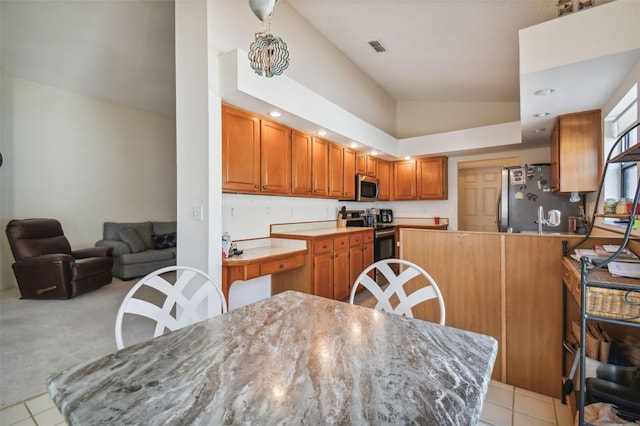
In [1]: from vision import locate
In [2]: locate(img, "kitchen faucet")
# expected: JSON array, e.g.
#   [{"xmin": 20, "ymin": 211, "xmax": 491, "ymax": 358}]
[{"xmin": 537, "ymin": 206, "xmax": 561, "ymax": 234}]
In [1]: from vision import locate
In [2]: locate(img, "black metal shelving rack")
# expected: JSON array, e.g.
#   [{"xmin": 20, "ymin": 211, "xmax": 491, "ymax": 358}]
[{"xmin": 562, "ymin": 121, "xmax": 640, "ymax": 426}]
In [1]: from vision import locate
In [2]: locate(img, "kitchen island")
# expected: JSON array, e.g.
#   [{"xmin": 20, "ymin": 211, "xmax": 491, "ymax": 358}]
[
  {"xmin": 48, "ymin": 291, "xmax": 498, "ymax": 425},
  {"xmin": 397, "ymin": 227, "xmax": 625, "ymax": 399}
]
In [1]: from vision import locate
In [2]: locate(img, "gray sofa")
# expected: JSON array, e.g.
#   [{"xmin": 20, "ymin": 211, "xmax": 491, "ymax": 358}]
[{"xmin": 95, "ymin": 221, "xmax": 176, "ymax": 280}]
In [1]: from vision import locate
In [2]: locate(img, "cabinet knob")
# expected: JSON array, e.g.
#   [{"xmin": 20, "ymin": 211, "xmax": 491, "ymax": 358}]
[
  {"xmin": 279, "ymin": 263, "xmax": 284, "ymax": 268},
  {"xmin": 263, "ymin": 185, "xmax": 267, "ymax": 189},
  {"xmin": 255, "ymin": 185, "xmax": 260, "ymax": 189}
]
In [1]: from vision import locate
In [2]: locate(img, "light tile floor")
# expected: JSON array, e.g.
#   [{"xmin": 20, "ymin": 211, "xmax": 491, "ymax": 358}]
[
  {"xmin": 1, "ymin": 380, "xmax": 571, "ymax": 426},
  {"xmin": 480, "ymin": 380, "xmax": 573, "ymax": 426}
]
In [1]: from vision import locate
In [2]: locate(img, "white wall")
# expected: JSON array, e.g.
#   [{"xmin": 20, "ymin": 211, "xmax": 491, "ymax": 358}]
[
  {"xmin": 0, "ymin": 70, "xmax": 176, "ymax": 290},
  {"xmin": 396, "ymin": 101, "xmax": 520, "ymax": 139}
]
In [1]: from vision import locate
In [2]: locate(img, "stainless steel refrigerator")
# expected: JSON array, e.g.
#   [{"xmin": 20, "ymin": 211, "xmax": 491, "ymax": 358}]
[{"xmin": 497, "ymin": 164, "xmax": 583, "ymax": 233}]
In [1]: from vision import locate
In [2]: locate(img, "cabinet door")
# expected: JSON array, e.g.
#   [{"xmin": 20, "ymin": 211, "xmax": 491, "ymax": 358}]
[
  {"xmin": 312, "ymin": 137, "xmax": 329, "ymax": 197},
  {"xmin": 291, "ymin": 130, "xmax": 313, "ymax": 196},
  {"xmin": 417, "ymin": 156, "xmax": 448, "ymax": 200},
  {"xmin": 550, "ymin": 122, "xmax": 560, "ymax": 192},
  {"xmin": 343, "ymin": 148, "xmax": 356, "ymax": 199},
  {"xmin": 313, "ymin": 252, "xmax": 334, "ymax": 299},
  {"xmin": 333, "ymin": 249, "xmax": 350, "ymax": 301},
  {"xmin": 393, "ymin": 160, "xmax": 417, "ymax": 200},
  {"xmin": 355, "ymin": 153, "xmax": 367, "ymax": 175},
  {"xmin": 363, "ymin": 241, "xmax": 374, "ymax": 267},
  {"xmin": 366, "ymin": 156, "xmax": 377, "ymax": 177},
  {"xmin": 261, "ymin": 120, "xmax": 291, "ymax": 195},
  {"xmin": 349, "ymin": 245, "xmax": 364, "ymax": 292},
  {"xmin": 554, "ymin": 109, "xmax": 601, "ymax": 193},
  {"xmin": 222, "ymin": 105, "xmax": 260, "ymax": 192},
  {"xmin": 377, "ymin": 159, "xmax": 391, "ymax": 201},
  {"xmin": 328, "ymin": 143, "xmax": 344, "ymax": 199}
]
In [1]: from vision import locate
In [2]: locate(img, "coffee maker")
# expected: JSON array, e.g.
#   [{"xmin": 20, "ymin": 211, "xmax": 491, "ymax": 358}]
[{"xmin": 380, "ymin": 209, "xmax": 393, "ymax": 223}]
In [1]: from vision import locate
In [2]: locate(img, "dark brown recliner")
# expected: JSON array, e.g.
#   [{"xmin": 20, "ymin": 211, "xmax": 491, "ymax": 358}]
[{"xmin": 6, "ymin": 218, "xmax": 114, "ymax": 299}]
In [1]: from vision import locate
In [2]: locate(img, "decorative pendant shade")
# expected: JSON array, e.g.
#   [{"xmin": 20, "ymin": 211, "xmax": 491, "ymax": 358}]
[
  {"xmin": 248, "ymin": 33, "xmax": 290, "ymax": 77},
  {"xmin": 247, "ymin": 0, "xmax": 290, "ymax": 78}
]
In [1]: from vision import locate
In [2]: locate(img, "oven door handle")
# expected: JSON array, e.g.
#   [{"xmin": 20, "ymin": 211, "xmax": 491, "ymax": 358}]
[{"xmin": 375, "ymin": 230, "xmax": 396, "ymax": 238}]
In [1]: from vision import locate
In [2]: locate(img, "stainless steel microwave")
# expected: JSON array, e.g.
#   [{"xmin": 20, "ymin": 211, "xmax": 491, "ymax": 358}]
[{"xmin": 355, "ymin": 175, "xmax": 379, "ymax": 202}]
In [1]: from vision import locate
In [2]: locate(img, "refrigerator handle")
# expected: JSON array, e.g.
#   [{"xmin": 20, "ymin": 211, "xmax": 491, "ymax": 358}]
[{"xmin": 496, "ymin": 194, "xmax": 502, "ymax": 232}]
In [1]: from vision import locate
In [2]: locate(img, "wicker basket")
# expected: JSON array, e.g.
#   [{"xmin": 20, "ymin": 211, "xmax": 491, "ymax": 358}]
[{"xmin": 585, "ymin": 286, "xmax": 640, "ymax": 322}]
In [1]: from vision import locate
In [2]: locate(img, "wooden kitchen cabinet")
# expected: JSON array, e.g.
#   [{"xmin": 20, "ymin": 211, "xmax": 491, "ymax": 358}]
[
  {"xmin": 329, "ymin": 144, "xmax": 356, "ymax": 199},
  {"xmin": 393, "ymin": 159, "xmax": 417, "ymax": 200},
  {"xmin": 356, "ymin": 153, "xmax": 377, "ymax": 177},
  {"xmin": 377, "ymin": 159, "xmax": 391, "ymax": 201},
  {"xmin": 291, "ymin": 132, "xmax": 329, "ymax": 197},
  {"xmin": 311, "ymin": 137, "xmax": 329, "ymax": 197},
  {"xmin": 222, "ymin": 104, "xmax": 291, "ymax": 195},
  {"xmin": 550, "ymin": 109, "xmax": 602, "ymax": 193},
  {"xmin": 343, "ymin": 147, "xmax": 356, "ymax": 199},
  {"xmin": 272, "ymin": 230, "xmax": 374, "ymax": 302},
  {"xmin": 417, "ymin": 156, "xmax": 448, "ymax": 200},
  {"xmin": 221, "ymin": 104, "xmax": 260, "ymax": 193}
]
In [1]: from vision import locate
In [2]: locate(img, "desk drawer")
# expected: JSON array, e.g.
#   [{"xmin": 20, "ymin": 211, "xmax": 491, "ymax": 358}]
[{"xmin": 260, "ymin": 253, "xmax": 305, "ymax": 275}]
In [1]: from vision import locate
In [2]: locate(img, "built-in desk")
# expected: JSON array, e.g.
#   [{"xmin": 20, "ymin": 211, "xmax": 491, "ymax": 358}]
[{"xmin": 221, "ymin": 238, "xmax": 307, "ymax": 301}]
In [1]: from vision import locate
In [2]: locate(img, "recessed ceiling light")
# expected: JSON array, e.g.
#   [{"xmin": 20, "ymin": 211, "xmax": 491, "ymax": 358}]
[
  {"xmin": 370, "ymin": 150, "xmax": 379, "ymax": 156},
  {"xmin": 533, "ymin": 112, "xmax": 550, "ymax": 118},
  {"xmin": 317, "ymin": 130, "xmax": 327, "ymax": 136},
  {"xmin": 269, "ymin": 111, "xmax": 282, "ymax": 117},
  {"xmin": 534, "ymin": 88, "xmax": 554, "ymax": 96},
  {"xmin": 531, "ymin": 128, "xmax": 547, "ymax": 133},
  {"xmin": 404, "ymin": 156, "xmax": 411, "ymax": 160}
]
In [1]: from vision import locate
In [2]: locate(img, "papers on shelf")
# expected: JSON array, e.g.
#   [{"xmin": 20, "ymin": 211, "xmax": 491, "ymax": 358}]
[
  {"xmin": 571, "ymin": 246, "xmax": 640, "ymax": 264},
  {"xmin": 608, "ymin": 261, "xmax": 640, "ymax": 278}
]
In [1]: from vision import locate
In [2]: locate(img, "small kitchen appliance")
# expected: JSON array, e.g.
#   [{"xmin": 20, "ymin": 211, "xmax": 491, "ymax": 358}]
[{"xmin": 380, "ymin": 209, "xmax": 393, "ymax": 223}]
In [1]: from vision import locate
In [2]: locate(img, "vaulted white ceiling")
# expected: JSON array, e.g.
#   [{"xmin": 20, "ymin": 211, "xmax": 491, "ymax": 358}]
[{"xmin": 2, "ymin": 0, "xmax": 635, "ymax": 150}]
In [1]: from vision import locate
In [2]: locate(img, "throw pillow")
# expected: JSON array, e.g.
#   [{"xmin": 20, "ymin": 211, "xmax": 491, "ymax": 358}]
[
  {"xmin": 152, "ymin": 232, "xmax": 177, "ymax": 249},
  {"xmin": 118, "ymin": 228, "xmax": 147, "ymax": 253}
]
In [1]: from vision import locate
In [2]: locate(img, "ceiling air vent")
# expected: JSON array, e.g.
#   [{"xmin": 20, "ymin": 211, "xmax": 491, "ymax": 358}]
[{"xmin": 367, "ymin": 40, "xmax": 386, "ymax": 53}]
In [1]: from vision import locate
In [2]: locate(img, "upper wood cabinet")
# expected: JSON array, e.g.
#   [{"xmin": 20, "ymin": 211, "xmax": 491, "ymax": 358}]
[
  {"xmin": 393, "ymin": 160, "xmax": 417, "ymax": 200},
  {"xmin": 377, "ymin": 159, "xmax": 391, "ymax": 201},
  {"xmin": 550, "ymin": 109, "xmax": 602, "ymax": 193},
  {"xmin": 356, "ymin": 153, "xmax": 377, "ymax": 177},
  {"xmin": 311, "ymin": 137, "xmax": 329, "ymax": 197},
  {"xmin": 290, "ymin": 133, "xmax": 329, "ymax": 197},
  {"xmin": 261, "ymin": 120, "xmax": 291, "ymax": 195},
  {"xmin": 329, "ymin": 145, "xmax": 356, "ymax": 199},
  {"xmin": 343, "ymin": 148, "xmax": 356, "ymax": 200},
  {"xmin": 222, "ymin": 105, "xmax": 291, "ymax": 195},
  {"xmin": 417, "ymin": 156, "xmax": 448, "ymax": 200},
  {"xmin": 221, "ymin": 105, "xmax": 261, "ymax": 193}
]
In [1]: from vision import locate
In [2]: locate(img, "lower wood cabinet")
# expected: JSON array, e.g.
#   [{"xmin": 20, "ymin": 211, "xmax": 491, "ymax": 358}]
[{"xmin": 272, "ymin": 230, "xmax": 374, "ymax": 302}]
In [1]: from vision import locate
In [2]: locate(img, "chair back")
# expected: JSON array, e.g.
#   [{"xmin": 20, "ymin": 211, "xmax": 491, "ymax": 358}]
[
  {"xmin": 350, "ymin": 259, "xmax": 446, "ymax": 324},
  {"xmin": 115, "ymin": 266, "xmax": 228, "ymax": 349},
  {"xmin": 6, "ymin": 219, "xmax": 72, "ymax": 261}
]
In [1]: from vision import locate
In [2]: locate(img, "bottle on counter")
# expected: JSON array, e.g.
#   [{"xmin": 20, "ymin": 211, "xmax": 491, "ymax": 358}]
[{"xmin": 222, "ymin": 232, "xmax": 231, "ymax": 259}]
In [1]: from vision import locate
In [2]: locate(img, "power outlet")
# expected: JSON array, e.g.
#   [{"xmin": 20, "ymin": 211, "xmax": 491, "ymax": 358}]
[{"xmin": 192, "ymin": 206, "xmax": 203, "ymax": 222}]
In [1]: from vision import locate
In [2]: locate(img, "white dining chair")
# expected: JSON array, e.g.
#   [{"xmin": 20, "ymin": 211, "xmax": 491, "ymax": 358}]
[
  {"xmin": 115, "ymin": 265, "xmax": 227, "ymax": 349},
  {"xmin": 349, "ymin": 259, "xmax": 446, "ymax": 324}
]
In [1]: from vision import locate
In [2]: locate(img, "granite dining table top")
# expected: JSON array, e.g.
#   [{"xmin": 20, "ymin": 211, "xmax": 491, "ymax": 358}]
[{"xmin": 48, "ymin": 291, "xmax": 498, "ymax": 425}]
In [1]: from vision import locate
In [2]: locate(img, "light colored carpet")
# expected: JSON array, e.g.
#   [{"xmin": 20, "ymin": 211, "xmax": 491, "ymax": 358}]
[
  {"xmin": 0, "ymin": 275, "xmax": 378, "ymax": 409},
  {"xmin": 0, "ymin": 277, "xmax": 141, "ymax": 408}
]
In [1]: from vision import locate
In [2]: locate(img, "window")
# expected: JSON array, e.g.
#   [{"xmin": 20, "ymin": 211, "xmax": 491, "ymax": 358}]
[{"xmin": 603, "ymin": 85, "xmax": 638, "ymax": 203}]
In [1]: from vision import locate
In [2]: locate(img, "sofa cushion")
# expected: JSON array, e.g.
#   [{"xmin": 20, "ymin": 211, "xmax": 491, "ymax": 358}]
[
  {"xmin": 104, "ymin": 222, "xmax": 153, "ymax": 249},
  {"xmin": 119, "ymin": 248, "xmax": 175, "ymax": 265},
  {"xmin": 152, "ymin": 232, "xmax": 177, "ymax": 249},
  {"xmin": 152, "ymin": 222, "xmax": 177, "ymax": 235},
  {"xmin": 117, "ymin": 228, "xmax": 146, "ymax": 253}
]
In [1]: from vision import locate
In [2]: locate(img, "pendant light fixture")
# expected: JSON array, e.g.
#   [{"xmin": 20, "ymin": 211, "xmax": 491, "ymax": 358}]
[{"xmin": 248, "ymin": 0, "xmax": 290, "ymax": 78}]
